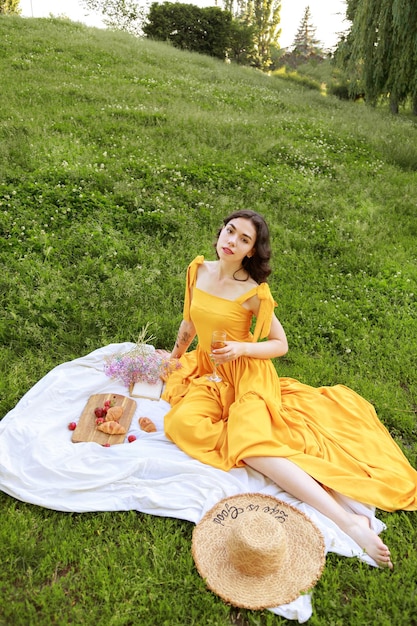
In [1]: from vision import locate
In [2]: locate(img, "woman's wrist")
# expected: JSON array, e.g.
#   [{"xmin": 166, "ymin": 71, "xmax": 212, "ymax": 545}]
[{"xmin": 241, "ymin": 342, "xmax": 251, "ymax": 357}]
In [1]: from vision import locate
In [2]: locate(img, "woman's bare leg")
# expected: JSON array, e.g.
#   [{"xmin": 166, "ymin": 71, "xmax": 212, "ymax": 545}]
[{"xmin": 244, "ymin": 456, "xmax": 393, "ymax": 568}]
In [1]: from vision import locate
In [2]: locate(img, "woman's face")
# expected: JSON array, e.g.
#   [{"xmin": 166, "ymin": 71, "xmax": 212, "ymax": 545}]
[{"xmin": 216, "ymin": 217, "xmax": 256, "ymax": 262}]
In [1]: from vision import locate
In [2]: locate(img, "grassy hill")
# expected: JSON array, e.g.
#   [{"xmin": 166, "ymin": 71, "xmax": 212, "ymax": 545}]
[{"xmin": 1, "ymin": 15, "xmax": 416, "ymax": 626}]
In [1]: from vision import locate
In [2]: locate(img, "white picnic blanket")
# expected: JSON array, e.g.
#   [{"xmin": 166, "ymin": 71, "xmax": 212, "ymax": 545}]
[{"xmin": 0, "ymin": 343, "xmax": 386, "ymax": 623}]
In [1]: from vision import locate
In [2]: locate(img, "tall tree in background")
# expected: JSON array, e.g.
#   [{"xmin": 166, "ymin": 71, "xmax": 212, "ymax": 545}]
[
  {"xmin": 291, "ymin": 5, "xmax": 321, "ymax": 56},
  {"xmin": 273, "ymin": 4, "xmax": 323, "ymax": 71},
  {"xmin": 246, "ymin": 0, "xmax": 281, "ymax": 69},
  {"xmin": 337, "ymin": 0, "xmax": 417, "ymax": 114},
  {"xmin": 0, "ymin": 0, "xmax": 21, "ymax": 14},
  {"xmin": 224, "ymin": 0, "xmax": 281, "ymax": 70}
]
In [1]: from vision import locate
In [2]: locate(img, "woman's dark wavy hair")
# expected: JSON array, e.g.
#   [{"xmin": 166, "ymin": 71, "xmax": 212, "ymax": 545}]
[{"xmin": 214, "ymin": 210, "xmax": 272, "ymax": 283}]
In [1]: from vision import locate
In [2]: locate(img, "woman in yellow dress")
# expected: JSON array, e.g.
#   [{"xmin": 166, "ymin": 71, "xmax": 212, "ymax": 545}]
[{"xmin": 162, "ymin": 209, "xmax": 417, "ymax": 568}]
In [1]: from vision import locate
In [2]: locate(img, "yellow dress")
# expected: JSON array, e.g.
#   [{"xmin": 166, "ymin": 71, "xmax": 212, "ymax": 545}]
[{"xmin": 163, "ymin": 256, "xmax": 417, "ymax": 512}]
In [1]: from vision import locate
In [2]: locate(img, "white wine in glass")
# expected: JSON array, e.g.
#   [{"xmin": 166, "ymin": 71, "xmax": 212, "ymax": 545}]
[{"xmin": 207, "ymin": 330, "xmax": 227, "ymax": 382}]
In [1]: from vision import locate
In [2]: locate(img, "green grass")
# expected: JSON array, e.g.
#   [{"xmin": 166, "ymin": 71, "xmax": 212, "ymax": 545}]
[{"xmin": 1, "ymin": 14, "xmax": 417, "ymax": 625}]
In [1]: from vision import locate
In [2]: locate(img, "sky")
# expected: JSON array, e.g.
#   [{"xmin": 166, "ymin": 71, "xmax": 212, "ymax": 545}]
[{"xmin": 20, "ymin": 0, "xmax": 348, "ymax": 49}]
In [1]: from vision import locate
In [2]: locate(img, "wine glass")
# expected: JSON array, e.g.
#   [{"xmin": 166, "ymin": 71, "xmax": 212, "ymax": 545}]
[{"xmin": 207, "ymin": 330, "xmax": 227, "ymax": 382}]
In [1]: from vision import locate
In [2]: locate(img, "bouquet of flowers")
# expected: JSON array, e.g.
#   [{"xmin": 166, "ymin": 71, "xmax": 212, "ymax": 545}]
[{"xmin": 103, "ymin": 325, "xmax": 181, "ymax": 389}]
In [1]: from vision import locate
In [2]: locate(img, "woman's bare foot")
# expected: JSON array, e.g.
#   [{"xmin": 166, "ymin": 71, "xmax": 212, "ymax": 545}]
[{"xmin": 342, "ymin": 513, "xmax": 393, "ymax": 569}]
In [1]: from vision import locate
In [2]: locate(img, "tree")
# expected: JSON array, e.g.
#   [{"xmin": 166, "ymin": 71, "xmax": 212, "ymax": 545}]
[
  {"xmin": 248, "ymin": 0, "xmax": 282, "ymax": 70},
  {"xmin": 336, "ymin": 0, "xmax": 417, "ymax": 114},
  {"xmin": 81, "ymin": 0, "xmax": 146, "ymax": 36},
  {"xmin": 143, "ymin": 2, "xmax": 232, "ymax": 60},
  {"xmin": 291, "ymin": 5, "xmax": 322, "ymax": 57},
  {"xmin": 272, "ymin": 4, "xmax": 324, "ymax": 71},
  {"xmin": 228, "ymin": 17, "xmax": 255, "ymax": 64},
  {"xmin": 0, "ymin": 0, "xmax": 21, "ymax": 14},
  {"xmin": 200, "ymin": 6, "xmax": 234, "ymax": 59},
  {"xmin": 224, "ymin": 0, "xmax": 281, "ymax": 70},
  {"xmin": 389, "ymin": 0, "xmax": 417, "ymax": 114}
]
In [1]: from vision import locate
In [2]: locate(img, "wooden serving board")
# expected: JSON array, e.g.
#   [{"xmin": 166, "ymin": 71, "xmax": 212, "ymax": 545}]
[{"xmin": 72, "ymin": 393, "xmax": 137, "ymax": 445}]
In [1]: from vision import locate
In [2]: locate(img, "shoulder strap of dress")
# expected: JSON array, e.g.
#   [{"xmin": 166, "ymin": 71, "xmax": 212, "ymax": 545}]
[
  {"xmin": 251, "ymin": 283, "xmax": 277, "ymax": 342},
  {"xmin": 183, "ymin": 256, "xmax": 204, "ymax": 320}
]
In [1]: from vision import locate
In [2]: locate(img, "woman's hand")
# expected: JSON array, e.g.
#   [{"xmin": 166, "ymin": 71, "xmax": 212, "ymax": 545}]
[
  {"xmin": 155, "ymin": 349, "xmax": 172, "ymax": 359},
  {"xmin": 211, "ymin": 316, "xmax": 288, "ymax": 363},
  {"xmin": 211, "ymin": 341, "xmax": 246, "ymax": 364}
]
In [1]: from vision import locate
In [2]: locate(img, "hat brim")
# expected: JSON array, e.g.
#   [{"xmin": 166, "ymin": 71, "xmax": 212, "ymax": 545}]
[{"xmin": 192, "ymin": 493, "xmax": 326, "ymax": 610}]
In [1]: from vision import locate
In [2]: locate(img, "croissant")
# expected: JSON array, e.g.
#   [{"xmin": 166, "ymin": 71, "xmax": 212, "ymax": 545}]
[
  {"xmin": 97, "ymin": 420, "xmax": 126, "ymax": 435},
  {"xmin": 139, "ymin": 417, "xmax": 157, "ymax": 433},
  {"xmin": 105, "ymin": 406, "xmax": 123, "ymax": 422}
]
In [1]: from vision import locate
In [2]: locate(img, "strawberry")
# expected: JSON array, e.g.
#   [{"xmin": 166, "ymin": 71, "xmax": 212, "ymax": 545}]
[
  {"xmin": 68, "ymin": 422, "xmax": 77, "ymax": 431},
  {"xmin": 95, "ymin": 417, "xmax": 105, "ymax": 425},
  {"xmin": 94, "ymin": 407, "xmax": 104, "ymax": 418},
  {"xmin": 127, "ymin": 435, "xmax": 137, "ymax": 443}
]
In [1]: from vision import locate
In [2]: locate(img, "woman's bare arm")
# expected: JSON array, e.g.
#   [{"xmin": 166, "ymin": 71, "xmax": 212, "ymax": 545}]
[
  {"xmin": 212, "ymin": 313, "xmax": 288, "ymax": 363},
  {"xmin": 170, "ymin": 319, "xmax": 196, "ymax": 359}
]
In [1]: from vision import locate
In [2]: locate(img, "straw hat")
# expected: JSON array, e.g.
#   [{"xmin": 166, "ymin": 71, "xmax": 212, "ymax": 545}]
[{"xmin": 192, "ymin": 493, "xmax": 326, "ymax": 610}]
